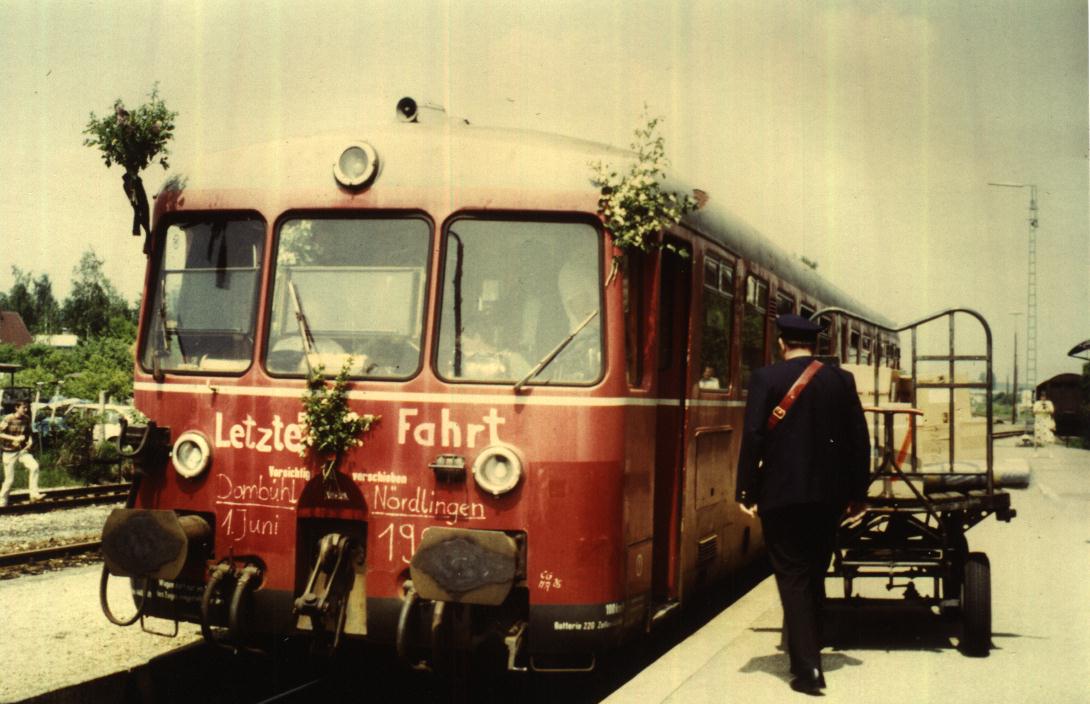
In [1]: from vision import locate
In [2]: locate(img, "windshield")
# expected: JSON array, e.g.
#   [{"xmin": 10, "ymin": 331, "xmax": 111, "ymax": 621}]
[
  {"xmin": 436, "ymin": 219, "xmax": 602, "ymax": 385},
  {"xmin": 141, "ymin": 217, "xmax": 265, "ymax": 373},
  {"xmin": 265, "ymin": 216, "xmax": 430, "ymax": 378}
]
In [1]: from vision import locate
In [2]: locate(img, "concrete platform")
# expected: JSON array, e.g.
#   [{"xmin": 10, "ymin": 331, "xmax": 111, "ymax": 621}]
[{"xmin": 605, "ymin": 441, "xmax": 1090, "ymax": 703}]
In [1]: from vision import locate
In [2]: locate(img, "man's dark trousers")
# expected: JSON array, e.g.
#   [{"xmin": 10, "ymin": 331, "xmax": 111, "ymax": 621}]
[{"xmin": 761, "ymin": 503, "xmax": 841, "ymax": 675}]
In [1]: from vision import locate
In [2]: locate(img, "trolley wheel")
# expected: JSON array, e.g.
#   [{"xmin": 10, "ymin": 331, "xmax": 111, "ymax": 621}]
[{"xmin": 960, "ymin": 552, "xmax": 991, "ymax": 656}]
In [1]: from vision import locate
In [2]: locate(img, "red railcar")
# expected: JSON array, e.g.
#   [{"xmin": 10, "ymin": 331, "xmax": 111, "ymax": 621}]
[{"xmin": 100, "ymin": 99, "xmax": 897, "ymax": 671}]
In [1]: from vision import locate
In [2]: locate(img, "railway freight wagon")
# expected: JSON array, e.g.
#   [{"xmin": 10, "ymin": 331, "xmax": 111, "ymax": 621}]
[
  {"xmin": 1036, "ymin": 373, "xmax": 1083, "ymax": 438},
  {"xmin": 99, "ymin": 99, "xmax": 897, "ymax": 671}
]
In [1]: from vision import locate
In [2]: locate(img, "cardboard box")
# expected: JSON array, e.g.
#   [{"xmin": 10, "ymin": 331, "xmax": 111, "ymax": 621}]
[
  {"xmin": 843, "ymin": 363, "xmax": 895, "ymax": 401},
  {"xmin": 914, "ymin": 375, "xmax": 973, "ymax": 426},
  {"xmin": 914, "ymin": 417, "xmax": 988, "ymax": 464},
  {"xmin": 863, "ymin": 408, "xmax": 988, "ymax": 468}
]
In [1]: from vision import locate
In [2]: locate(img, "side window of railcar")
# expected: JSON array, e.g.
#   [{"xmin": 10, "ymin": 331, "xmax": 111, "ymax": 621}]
[
  {"xmin": 740, "ymin": 275, "xmax": 769, "ymax": 389},
  {"xmin": 815, "ymin": 312, "xmax": 834, "ymax": 356},
  {"xmin": 141, "ymin": 216, "xmax": 265, "ymax": 374},
  {"xmin": 776, "ymin": 291, "xmax": 796, "ymax": 316},
  {"xmin": 436, "ymin": 219, "xmax": 602, "ymax": 385},
  {"xmin": 773, "ymin": 291, "xmax": 797, "ymax": 361},
  {"xmin": 265, "ymin": 216, "xmax": 431, "ymax": 379},
  {"xmin": 699, "ymin": 255, "xmax": 734, "ymax": 392}
]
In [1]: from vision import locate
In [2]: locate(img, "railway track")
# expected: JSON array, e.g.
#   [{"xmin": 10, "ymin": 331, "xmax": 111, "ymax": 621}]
[
  {"xmin": 0, "ymin": 539, "xmax": 102, "ymax": 569},
  {"xmin": 0, "ymin": 483, "xmax": 130, "ymax": 515}
]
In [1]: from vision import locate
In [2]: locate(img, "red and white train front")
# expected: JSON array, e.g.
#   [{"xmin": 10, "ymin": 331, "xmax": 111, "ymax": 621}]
[{"xmin": 100, "ymin": 117, "xmax": 649, "ymax": 670}]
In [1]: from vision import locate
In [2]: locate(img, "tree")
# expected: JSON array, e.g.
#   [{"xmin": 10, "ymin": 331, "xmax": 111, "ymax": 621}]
[
  {"xmin": 32, "ymin": 273, "xmax": 61, "ymax": 334},
  {"xmin": 66, "ymin": 337, "xmax": 135, "ymax": 401},
  {"xmin": 3, "ymin": 267, "xmax": 35, "ymax": 329},
  {"xmin": 1, "ymin": 269, "xmax": 63, "ymax": 335},
  {"xmin": 61, "ymin": 249, "xmax": 134, "ymax": 340},
  {"xmin": 0, "ymin": 249, "xmax": 137, "ymax": 405},
  {"xmin": 0, "ymin": 335, "xmax": 135, "ymax": 403},
  {"xmin": 2, "ymin": 269, "xmax": 62, "ymax": 335}
]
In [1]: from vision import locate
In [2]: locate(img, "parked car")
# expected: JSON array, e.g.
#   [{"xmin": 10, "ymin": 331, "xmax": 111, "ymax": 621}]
[{"xmin": 32, "ymin": 398, "xmax": 81, "ymax": 441}]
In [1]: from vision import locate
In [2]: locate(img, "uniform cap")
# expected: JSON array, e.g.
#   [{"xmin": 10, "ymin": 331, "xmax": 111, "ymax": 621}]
[{"xmin": 776, "ymin": 314, "xmax": 822, "ymax": 342}]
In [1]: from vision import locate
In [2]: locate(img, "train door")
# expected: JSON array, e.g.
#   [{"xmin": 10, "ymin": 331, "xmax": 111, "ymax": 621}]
[{"xmin": 651, "ymin": 237, "xmax": 693, "ymax": 605}]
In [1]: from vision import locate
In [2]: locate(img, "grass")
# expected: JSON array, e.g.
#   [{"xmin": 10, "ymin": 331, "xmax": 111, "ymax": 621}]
[{"xmin": 3, "ymin": 448, "xmax": 124, "ymax": 490}]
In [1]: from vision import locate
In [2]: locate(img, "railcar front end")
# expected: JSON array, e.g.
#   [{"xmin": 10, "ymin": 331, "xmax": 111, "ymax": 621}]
[{"xmin": 99, "ymin": 122, "xmax": 651, "ymax": 671}]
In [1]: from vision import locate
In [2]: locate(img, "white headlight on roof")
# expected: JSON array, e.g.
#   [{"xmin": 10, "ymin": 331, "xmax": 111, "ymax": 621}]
[
  {"xmin": 172, "ymin": 431, "xmax": 211, "ymax": 479},
  {"xmin": 333, "ymin": 141, "xmax": 379, "ymax": 189},
  {"xmin": 472, "ymin": 445, "xmax": 523, "ymax": 496}
]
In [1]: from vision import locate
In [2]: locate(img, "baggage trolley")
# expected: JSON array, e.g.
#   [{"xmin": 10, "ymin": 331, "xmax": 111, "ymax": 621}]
[{"xmin": 816, "ymin": 307, "xmax": 1017, "ymax": 656}]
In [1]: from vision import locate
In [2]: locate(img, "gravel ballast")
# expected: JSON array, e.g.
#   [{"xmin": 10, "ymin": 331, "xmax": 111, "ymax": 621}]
[{"xmin": 0, "ymin": 507, "xmax": 201, "ymax": 702}]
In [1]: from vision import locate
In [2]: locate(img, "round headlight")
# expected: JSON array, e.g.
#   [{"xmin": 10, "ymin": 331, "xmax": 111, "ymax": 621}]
[
  {"xmin": 332, "ymin": 141, "xmax": 378, "ymax": 188},
  {"xmin": 472, "ymin": 445, "xmax": 523, "ymax": 496},
  {"xmin": 172, "ymin": 431, "xmax": 211, "ymax": 479}
]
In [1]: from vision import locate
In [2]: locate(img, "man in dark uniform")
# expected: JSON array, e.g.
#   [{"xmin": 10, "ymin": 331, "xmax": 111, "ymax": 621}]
[{"xmin": 736, "ymin": 315, "xmax": 871, "ymax": 695}]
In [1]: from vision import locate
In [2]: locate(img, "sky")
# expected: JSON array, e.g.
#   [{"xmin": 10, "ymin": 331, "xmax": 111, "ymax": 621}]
[{"xmin": 0, "ymin": 0, "xmax": 1086, "ymax": 385}]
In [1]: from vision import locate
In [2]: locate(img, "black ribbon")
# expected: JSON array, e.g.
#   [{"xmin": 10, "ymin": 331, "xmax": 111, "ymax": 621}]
[{"xmin": 122, "ymin": 172, "xmax": 151, "ymax": 252}]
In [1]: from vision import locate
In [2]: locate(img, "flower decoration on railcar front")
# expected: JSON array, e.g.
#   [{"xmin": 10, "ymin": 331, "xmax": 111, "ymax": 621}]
[
  {"xmin": 590, "ymin": 112, "xmax": 699, "ymax": 280},
  {"xmin": 83, "ymin": 83, "xmax": 177, "ymax": 253},
  {"xmin": 299, "ymin": 358, "xmax": 379, "ymax": 482}
]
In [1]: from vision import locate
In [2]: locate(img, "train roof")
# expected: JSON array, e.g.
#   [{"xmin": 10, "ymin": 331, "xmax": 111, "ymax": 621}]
[
  {"xmin": 160, "ymin": 121, "xmax": 629, "ymax": 196},
  {"xmin": 1068, "ymin": 339, "xmax": 1090, "ymax": 360},
  {"xmin": 683, "ymin": 205, "xmax": 895, "ymax": 329},
  {"xmin": 159, "ymin": 114, "xmax": 893, "ymax": 330}
]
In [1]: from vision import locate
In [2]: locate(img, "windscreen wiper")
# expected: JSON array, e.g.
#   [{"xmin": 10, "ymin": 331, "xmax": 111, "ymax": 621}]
[
  {"xmin": 288, "ymin": 279, "xmax": 318, "ymax": 375},
  {"xmin": 449, "ymin": 231, "xmax": 465, "ymax": 377},
  {"xmin": 152, "ymin": 278, "xmax": 185, "ymax": 379},
  {"xmin": 514, "ymin": 310, "xmax": 598, "ymax": 392},
  {"xmin": 155, "ymin": 278, "xmax": 172, "ymax": 356}
]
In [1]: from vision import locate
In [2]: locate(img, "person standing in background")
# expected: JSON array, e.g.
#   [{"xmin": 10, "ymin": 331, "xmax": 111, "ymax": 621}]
[{"xmin": 0, "ymin": 401, "xmax": 44, "ymax": 506}]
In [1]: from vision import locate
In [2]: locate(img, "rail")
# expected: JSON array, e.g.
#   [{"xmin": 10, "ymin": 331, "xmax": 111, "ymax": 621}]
[
  {"xmin": 0, "ymin": 483, "xmax": 130, "ymax": 516},
  {"xmin": 0, "ymin": 539, "xmax": 102, "ymax": 569}
]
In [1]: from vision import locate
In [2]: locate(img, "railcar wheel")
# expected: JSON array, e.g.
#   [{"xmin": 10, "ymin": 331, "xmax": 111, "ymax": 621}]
[{"xmin": 960, "ymin": 552, "xmax": 991, "ymax": 656}]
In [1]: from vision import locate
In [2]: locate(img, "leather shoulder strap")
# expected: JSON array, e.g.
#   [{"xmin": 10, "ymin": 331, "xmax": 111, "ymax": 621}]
[{"xmin": 766, "ymin": 360, "xmax": 824, "ymax": 431}]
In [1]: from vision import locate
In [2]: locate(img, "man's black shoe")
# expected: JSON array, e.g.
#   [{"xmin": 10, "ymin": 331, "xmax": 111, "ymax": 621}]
[{"xmin": 789, "ymin": 669, "xmax": 826, "ymax": 696}]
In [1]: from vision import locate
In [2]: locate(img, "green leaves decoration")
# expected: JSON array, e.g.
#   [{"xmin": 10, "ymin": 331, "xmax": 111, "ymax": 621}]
[
  {"xmin": 590, "ymin": 114, "xmax": 698, "ymax": 273},
  {"xmin": 83, "ymin": 84, "xmax": 177, "ymax": 175},
  {"xmin": 300, "ymin": 359, "xmax": 378, "ymax": 482}
]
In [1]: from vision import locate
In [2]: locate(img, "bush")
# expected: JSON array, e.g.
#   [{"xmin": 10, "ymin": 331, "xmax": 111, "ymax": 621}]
[{"xmin": 54, "ymin": 412, "xmax": 122, "ymax": 484}]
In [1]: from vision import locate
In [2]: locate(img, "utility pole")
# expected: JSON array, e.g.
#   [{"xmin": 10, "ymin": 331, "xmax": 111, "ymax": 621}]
[
  {"xmin": 1013, "ymin": 329, "xmax": 1019, "ymax": 424},
  {"xmin": 989, "ymin": 182, "xmax": 1040, "ymax": 409},
  {"xmin": 1010, "ymin": 311, "xmax": 1021, "ymax": 424}
]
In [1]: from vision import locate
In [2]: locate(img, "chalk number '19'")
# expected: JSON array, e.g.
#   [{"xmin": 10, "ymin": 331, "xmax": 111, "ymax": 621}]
[{"xmin": 377, "ymin": 522, "xmax": 416, "ymax": 564}]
